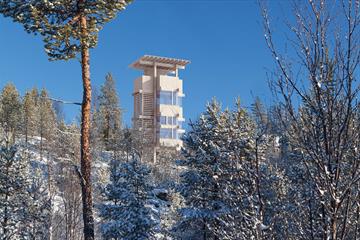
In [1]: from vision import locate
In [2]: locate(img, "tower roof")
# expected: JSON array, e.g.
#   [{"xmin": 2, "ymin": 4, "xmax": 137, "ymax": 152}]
[{"xmin": 130, "ymin": 55, "xmax": 190, "ymax": 71}]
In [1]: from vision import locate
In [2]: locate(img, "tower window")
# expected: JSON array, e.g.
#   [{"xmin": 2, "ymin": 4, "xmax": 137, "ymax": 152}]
[
  {"xmin": 159, "ymin": 116, "xmax": 167, "ymax": 125},
  {"xmin": 158, "ymin": 116, "xmax": 182, "ymax": 127},
  {"xmin": 160, "ymin": 128, "xmax": 172, "ymax": 139},
  {"xmin": 158, "ymin": 91, "xmax": 183, "ymax": 106}
]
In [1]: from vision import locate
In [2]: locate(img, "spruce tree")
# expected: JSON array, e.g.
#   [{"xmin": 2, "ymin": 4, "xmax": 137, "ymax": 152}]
[
  {"xmin": 97, "ymin": 73, "xmax": 122, "ymax": 151},
  {"xmin": 0, "ymin": 2, "xmax": 132, "ymax": 238},
  {"xmin": 176, "ymin": 99, "xmax": 261, "ymax": 239},
  {"xmin": 99, "ymin": 159, "xmax": 156, "ymax": 240},
  {"xmin": 226, "ymin": 100, "xmax": 266, "ymax": 238}
]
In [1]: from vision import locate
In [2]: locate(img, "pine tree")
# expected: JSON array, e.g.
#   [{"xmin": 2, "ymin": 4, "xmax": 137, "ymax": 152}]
[
  {"xmin": 99, "ymin": 159, "xmax": 157, "ymax": 240},
  {"xmin": 0, "ymin": 84, "xmax": 22, "ymax": 144},
  {"xmin": 0, "ymin": 2, "xmax": 132, "ymax": 238}
]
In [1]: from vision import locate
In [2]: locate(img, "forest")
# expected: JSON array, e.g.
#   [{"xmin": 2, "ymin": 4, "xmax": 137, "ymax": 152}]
[{"xmin": 1, "ymin": 0, "xmax": 360, "ymax": 239}]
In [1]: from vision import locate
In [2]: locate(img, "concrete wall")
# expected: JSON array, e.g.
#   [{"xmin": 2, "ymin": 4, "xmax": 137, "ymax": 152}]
[
  {"xmin": 158, "ymin": 75, "xmax": 183, "ymax": 93},
  {"xmin": 134, "ymin": 75, "xmax": 153, "ymax": 94}
]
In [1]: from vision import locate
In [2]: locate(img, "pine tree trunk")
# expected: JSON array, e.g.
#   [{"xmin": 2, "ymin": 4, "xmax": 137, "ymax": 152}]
[{"xmin": 80, "ymin": 15, "xmax": 95, "ymax": 240}]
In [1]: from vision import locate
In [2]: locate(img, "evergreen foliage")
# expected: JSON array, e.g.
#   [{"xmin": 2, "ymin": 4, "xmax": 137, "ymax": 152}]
[
  {"xmin": 37, "ymin": 89, "xmax": 57, "ymax": 157},
  {"xmin": 26, "ymin": 168, "xmax": 52, "ymax": 239},
  {"xmin": 0, "ymin": 0, "xmax": 133, "ymax": 60},
  {"xmin": 99, "ymin": 159, "xmax": 157, "ymax": 240},
  {"xmin": 22, "ymin": 89, "xmax": 37, "ymax": 143},
  {"xmin": 0, "ymin": 84, "xmax": 22, "ymax": 143},
  {"xmin": 96, "ymin": 73, "xmax": 122, "ymax": 151},
  {"xmin": 176, "ymin": 99, "xmax": 263, "ymax": 239},
  {"xmin": 0, "ymin": 143, "xmax": 29, "ymax": 239}
]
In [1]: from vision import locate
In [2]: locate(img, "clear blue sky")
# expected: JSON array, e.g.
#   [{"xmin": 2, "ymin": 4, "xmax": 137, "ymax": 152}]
[{"xmin": 0, "ymin": 0, "xmax": 289, "ymax": 126}]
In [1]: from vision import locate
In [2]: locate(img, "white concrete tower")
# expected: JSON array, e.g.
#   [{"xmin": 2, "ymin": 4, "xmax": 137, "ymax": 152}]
[{"xmin": 131, "ymin": 55, "xmax": 190, "ymax": 162}]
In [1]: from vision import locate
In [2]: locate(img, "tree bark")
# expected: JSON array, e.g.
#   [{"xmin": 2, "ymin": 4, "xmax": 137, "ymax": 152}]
[{"xmin": 80, "ymin": 15, "xmax": 95, "ymax": 240}]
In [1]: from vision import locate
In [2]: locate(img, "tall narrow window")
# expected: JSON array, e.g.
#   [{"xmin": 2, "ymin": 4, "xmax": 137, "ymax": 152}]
[
  {"xmin": 139, "ymin": 93, "xmax": 142, "ymax": 114},
  {"xmin": 176, "ymin": 93, "xmax": 183, "ymax": 107},
  {"xmin": 159, "ymin": 116, "xmax": 166, "ymax": 125},
  {"xmin": 158, "ymin": 91, "xmax": 183, "ymax": 106},
  {"xmin": 172, "ymin": 129, "xmax": 177, "ymax": 139},
  {"xmin": 170, "ymin": 116, "xmax": 176, "ymax": 125},
  {"xmin": 159, "ymin": 91, "xmax": 172, "ymax": 105}
]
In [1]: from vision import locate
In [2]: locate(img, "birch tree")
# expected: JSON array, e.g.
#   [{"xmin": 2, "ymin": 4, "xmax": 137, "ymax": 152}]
[{"xmin": 262, "ymin": 1, "xmax": 360, "ymax": 238}]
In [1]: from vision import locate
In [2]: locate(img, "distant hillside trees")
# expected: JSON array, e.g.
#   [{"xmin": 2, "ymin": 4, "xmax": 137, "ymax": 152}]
[
  {"xmin": 38, "ymin": 89, "xmax": 57, "ymax": 157},
  {"xmin": 22, "ymin": 88, "xmax": 38, "ymax": 144},
  {"xmin": 21, "ymin": 87, "xmax": 57, "ymax": 149},
  {"xmin": 0, "ymin": 84, "xmax": 22, "ymax": 144}
]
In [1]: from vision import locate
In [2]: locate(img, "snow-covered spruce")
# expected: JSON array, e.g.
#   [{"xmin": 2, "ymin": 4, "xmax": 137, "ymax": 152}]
[
  {"xmin": 98, "ymin": 159, "xmax": 157, "ymax": 240},
  {"xmin": 175, "ymin": 99, "xmax": 267, "ymax": 239},
  {"xmin": 0, "ymin": 143, "xmax": 51, "ymax": 239}
]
